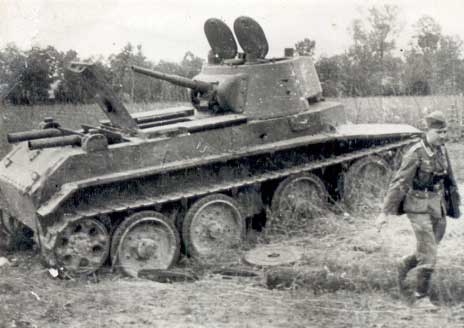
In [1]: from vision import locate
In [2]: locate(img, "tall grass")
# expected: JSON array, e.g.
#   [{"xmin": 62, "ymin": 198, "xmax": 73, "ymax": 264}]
[{"xmin": 331, "ymin": 95, "xmax": 464, "ymax": 128}]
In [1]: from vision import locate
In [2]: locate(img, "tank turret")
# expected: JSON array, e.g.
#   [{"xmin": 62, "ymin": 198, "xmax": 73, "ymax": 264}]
[{"xmin": 132, "ymin": 16, "xmax": 323, "ymax": 119}]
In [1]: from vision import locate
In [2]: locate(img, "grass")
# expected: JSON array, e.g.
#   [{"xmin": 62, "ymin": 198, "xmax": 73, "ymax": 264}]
[{"xmin": 332, "ymin": 95, "xmax": 464, "ymax": 127}]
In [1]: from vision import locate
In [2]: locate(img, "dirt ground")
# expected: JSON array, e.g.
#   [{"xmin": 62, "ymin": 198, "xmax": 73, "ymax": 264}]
[{"xmin": 2, "ymin": 143, "xmax": 464, "ymax": 328}]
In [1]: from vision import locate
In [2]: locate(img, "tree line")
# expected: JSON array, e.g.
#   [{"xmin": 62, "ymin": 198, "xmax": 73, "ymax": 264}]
[
  {"xmin": 312, "ymin": 6, "xmax": 464, "ymax": 97},
  {"xmin": 1, "ymin": 4, "xmax": 463, "ymax": 105},
  {"xmin": 0, "ymin": 43, "xmax": 203, "ymax": 105}
]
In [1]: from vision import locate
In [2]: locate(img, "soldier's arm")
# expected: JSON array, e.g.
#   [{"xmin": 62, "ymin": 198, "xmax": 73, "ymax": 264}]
[
  {"xmin": 382, "ymin": 148, "xmax": 420, "ymax": 215},
  {"xmin": 443, "ymin": 146, "xmax": 461, "ymax": 218},
  {"xmin": 444, "ymin": 146, "xmax": 459, "ymax": 190}
]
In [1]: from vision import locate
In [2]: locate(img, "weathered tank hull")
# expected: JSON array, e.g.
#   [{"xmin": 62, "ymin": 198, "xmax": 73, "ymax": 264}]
[
  {"xmin": 0, "ymin": 101, "xmax": 419, "ymax": 227},
  {"xmin": 0, "ymin": 16, "xmax": 423, "ymax": 276}
]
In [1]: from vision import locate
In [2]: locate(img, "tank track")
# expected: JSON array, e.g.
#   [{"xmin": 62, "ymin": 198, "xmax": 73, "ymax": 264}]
[{"xmin": 61, "ymin": 138, "xmax": 417, "ymax": 223}]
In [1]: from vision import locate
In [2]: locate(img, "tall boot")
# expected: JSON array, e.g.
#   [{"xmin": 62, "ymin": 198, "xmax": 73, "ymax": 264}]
[
  {"xmin": 413, "ymin": 268, "xmax": 437, "ymax": 311},
  {"xmin": 415, "ymin": 268, "xmax": 433, "ymax": 299},
  {"xmin": 397, "ymin": 255, "xmax": 418, "ymax": 293}
]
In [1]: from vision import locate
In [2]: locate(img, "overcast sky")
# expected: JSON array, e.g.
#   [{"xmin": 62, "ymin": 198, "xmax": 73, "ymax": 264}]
[{"xmin": 1, "ymin": 0, "xmax": 463, "ymax": 63}]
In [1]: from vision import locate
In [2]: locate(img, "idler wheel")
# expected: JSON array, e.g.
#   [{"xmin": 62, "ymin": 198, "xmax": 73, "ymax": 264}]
[
  {"xmin": 54, "ymin": 218, "xmax": 110, "ymax": 275},
  {"xmin": 343, "ymin": 155, "xmax": 392, "ymax": 214},
  {"xmin": 270, "ymin": 173, "xmax": 328, "ymax": 232},
  {"xmin": 182, "ymin": 194, "xmax": 245, "ymax": 264},
  {"xmin": 111, "ymin": 211, "xmax": 180, "ymax": 277}
]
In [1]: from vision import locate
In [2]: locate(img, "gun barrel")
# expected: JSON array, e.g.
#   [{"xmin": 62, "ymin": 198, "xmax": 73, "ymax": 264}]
[
  {"xmin": 28, "ymin": 135, "xmax": 82, "ymax": 150},
  {"xmin": 7, "ymin": 129, "xmax": 69, "ymax": 144},
  {"xmin": 131, "ymin": 65, "xmax": 211, "ymax": 93}
]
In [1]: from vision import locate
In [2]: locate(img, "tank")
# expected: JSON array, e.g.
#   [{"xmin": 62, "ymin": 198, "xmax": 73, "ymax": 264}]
[{"xmin": 0, "ymin": 17, "xmax": 421, "ymax": 276}]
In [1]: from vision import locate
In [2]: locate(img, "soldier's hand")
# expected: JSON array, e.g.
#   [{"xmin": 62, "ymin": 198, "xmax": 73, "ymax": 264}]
[{"xmin": 376, "ymin": 213, "xmax": 387, "ymax": 233}]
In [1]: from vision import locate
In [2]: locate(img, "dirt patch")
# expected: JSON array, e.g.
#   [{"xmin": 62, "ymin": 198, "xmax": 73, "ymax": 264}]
[{"xmin": 3, "ymin": 253, "xmax": 464, "ymax": 327}]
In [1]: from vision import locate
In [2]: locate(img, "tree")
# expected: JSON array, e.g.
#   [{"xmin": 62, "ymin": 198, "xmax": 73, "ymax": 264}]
[
  {"xmin": 366, "ymin": 5, "xmax": 400, "ymax": 63},
  {"xmin": 413, "ymin": 16, "xmax": 441, "ymax": 55},
  {"xmin": 315, "ymin": 55, "xmax": 342, "ymax": 97},
  {"xmin": 404, "ymin": 16, "xmax": 464, "ymax": 95},
  {"xmin": 434, "ymin": 35, "xmax": 463, "ymax": 94},
  {"xmin": 294, "ymin": 38, "xmax": 316, "ymax": 58},
  {"xmin": 2, "ymin": 46, "xmax": 58, "ymax": 104},
  {"xmin": 0, "ymin": 44, "xmax": 26, "ymax": 102},
  {"xmin": 180, "ymin": 51, "xmax": 204, "ymax": 78},
  {"xmin": 53, "ymin": 49, "xmax": 106, "ymax": 103},
  {"xmin": 343, "ymin": 5, "xmax": 402, "ymax": 96},
  {"xmin": 403, "ymin": 16, "xmax": 441, "ymax": 95},
  {"xmin": 109, "ymin": 43, "xmax": 134, "ymax": 99}
]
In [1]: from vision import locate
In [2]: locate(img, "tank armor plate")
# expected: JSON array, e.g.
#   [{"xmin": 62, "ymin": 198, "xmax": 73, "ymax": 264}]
[{"xmin": 40, "ymin": 138, "xmax": 418, "ymax": 229}]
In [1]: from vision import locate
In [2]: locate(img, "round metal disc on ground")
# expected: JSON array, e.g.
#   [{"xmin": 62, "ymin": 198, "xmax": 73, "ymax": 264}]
[
  {"xmin": 182, "ymin": 193, "xmax": 245, "ymax": 265},
  {"xmin": 204, "ymin": 18, "xmax": 238, "ymax": 60},
  {"xmin": 233, "ymin": 16, "xmax": 269, "ymax": 59},
  {"xmin": 54, "ymin": 218, "xmax": 110, "ymax": 275},
  {"xmin": 271, "ymin": 173, "xmax": 328, "ymax": 231},
  {"xmin": 343, "ymin": 155, "xmax": 392, "ymax": 213},
  {"xmin": 111, "ymin": 211, "xmax": 180, "ymax": 278},
  {"xmin": 243, "ymin": 245, "xmax": 303, "ymax": 267}
]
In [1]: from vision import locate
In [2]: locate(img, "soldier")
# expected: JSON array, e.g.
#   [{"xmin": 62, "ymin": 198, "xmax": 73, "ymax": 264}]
[{"xmin": 377, "ymin": 111, "xmax": 461, "ymax": 310}]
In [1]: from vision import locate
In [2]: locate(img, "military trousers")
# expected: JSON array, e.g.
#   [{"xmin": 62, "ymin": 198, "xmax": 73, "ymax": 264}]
[
  {"xmin": 400, "ymin": 190, "xmax": 446, "ymax": 297},
  {"xmin": 404, "ymin": 190, "xmax": 447, "ymax": 270},
  {"xmin": 407, "ymin": 212, "xmax": 446, "ymax": 270}
]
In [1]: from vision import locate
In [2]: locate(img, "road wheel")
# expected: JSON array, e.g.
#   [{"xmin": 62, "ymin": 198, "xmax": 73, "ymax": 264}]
[
  {"xmin": 182, "ymin": 194, "xmax": 245, "ymax": 265},
  {"xmin": 270, "ymin": 173, "xmax": 328, "ymax": 232},
  {"xmin": 54, "ymin": 218, "xmax": 110, "ymax": 275},
  {"xmin": 343, "ymin": 155, "xmax": 392, "ymax": 214},
  {"xmin": 111, "ymin": 211, "xmax": 180, "ymax": 277}
]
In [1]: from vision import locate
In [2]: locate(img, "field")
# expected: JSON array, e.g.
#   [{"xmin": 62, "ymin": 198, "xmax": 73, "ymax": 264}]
[{"xmin": 1, "ymin": 98, "xmax": 464, "ymax": 327}]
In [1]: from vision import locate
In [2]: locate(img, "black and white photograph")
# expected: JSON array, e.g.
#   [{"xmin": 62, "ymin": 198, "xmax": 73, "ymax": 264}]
[{"xmin": 1, "ymin": 0, "xmax": 464, "ymax": 327}]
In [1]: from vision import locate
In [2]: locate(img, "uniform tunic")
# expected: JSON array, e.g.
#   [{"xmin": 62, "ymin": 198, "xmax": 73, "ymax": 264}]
[{"xmin": 383, "ymin": 139, "xmax": 459, "ymax": 271}]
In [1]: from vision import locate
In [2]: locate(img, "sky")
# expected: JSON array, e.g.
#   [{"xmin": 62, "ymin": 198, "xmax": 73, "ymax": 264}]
[{"xmin": 1, "ymin": 0, "xmax": 463, "ymax": 63}]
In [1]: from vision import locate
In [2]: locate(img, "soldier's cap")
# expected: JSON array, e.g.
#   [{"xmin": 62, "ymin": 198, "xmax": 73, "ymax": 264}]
[{"xmin": 425, "ymin": 111, "xmax": 447, "ymax": 129}]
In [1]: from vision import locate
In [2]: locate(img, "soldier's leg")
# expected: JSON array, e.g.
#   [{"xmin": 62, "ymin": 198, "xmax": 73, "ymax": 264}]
[
  {"xmin": 398, "ymin": 254, "xmax": 418, "ymax": 291},
  {"xmin": 407, "ymin": 213, "xmax": 437, "ymax": 299}
]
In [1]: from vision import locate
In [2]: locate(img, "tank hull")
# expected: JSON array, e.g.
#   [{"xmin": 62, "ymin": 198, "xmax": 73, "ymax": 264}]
[{"xmin": 0, "ymin": 104, "xmax": 420, "ymax": 228}]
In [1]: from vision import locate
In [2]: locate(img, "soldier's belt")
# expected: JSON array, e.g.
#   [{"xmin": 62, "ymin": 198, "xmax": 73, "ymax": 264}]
[{"xmin": 409, "ymin": 187, "xmax": 443, "ymax": 199}]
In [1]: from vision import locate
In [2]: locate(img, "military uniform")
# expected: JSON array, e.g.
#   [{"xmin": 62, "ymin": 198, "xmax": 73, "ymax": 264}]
[{"xmin": 382, "ymin": 113, "xmax": 460, "ymax": 300}]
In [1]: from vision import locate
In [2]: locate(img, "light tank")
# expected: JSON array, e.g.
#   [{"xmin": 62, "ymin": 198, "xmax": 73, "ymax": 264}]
[{"xmin": 0, "ymin": 17, "xmax": 421, "ymax": 276}]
